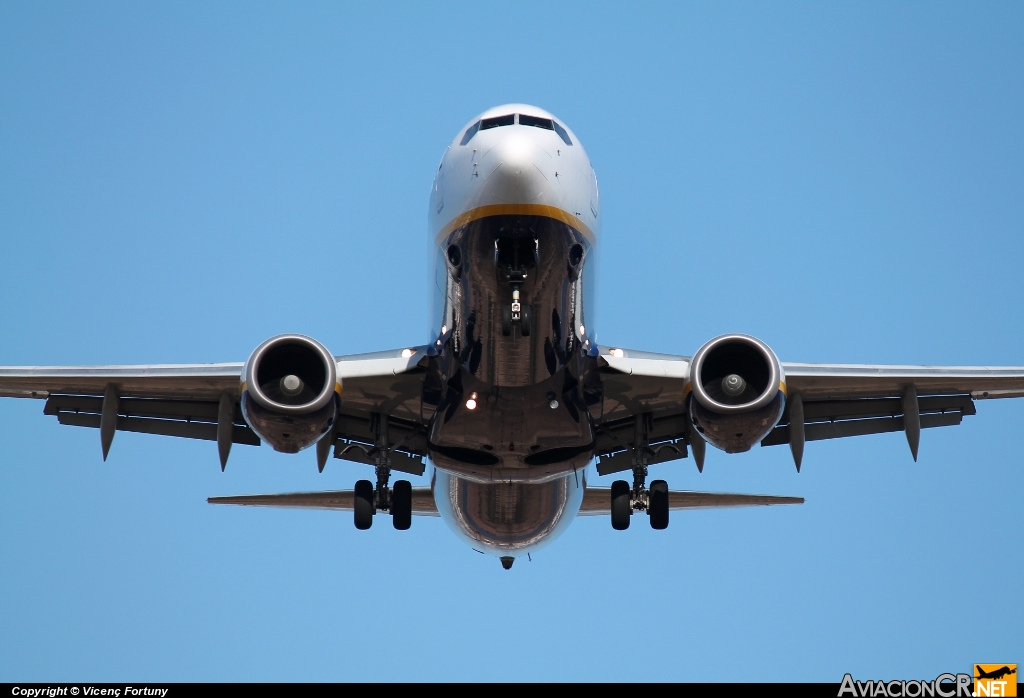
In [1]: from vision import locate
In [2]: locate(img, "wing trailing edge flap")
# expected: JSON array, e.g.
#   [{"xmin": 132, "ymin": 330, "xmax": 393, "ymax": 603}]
[
  {"xmin": 578, "ymin": 488, "xmax": 803, "ymax": 516},
  {"xmin": 207, "ymin": 488, "xmax": 439, "ymax": 516},
  {"xmin": 43, "ymin": 394, "xmax": 260, "ymax": 446},
  {"xmin": 329, "ymin": 412, "xmax": 427, "ymax": 476},
  {"xmin": 761, "ymin": 393, "xmax": 975, "ymax": 447},
  {"xmin": 594, "ymin": 411, "xmax": 692, "ymax": 476}
]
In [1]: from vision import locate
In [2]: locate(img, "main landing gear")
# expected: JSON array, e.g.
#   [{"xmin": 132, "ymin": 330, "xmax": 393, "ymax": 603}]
[
  {"xmin": 610, "ymin": 478, "xmax": 669, "ymax": 531},
  {"xmin": 351, "ymin": 414, "xmax": 413, "ymax": 531},
  {"xmin": 610, "ymin": 414, "xmax": 670, "ymax": 530},
  {"xmin": 353, "ymin": 473, "xmax": 412, "ymax": 531}
]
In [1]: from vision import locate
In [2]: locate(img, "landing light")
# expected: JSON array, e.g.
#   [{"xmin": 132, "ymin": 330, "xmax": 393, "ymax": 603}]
[
  {"xmin": 401, "ymin": 348, "xmax": 415, "ymax": 358},
  {"xmin": 610, "ymin": 348, "xmax": 624, "ymax": 358},
  {"xmin": 466, "ymin": 392, "xmax": 479, "ymax": 410}
]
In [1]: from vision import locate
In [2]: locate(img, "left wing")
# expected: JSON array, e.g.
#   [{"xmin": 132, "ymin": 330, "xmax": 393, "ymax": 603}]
[
  {"xmin": 594, "ymin": 346, "xmax": 1024, "ymax": 473},
  {"xmin": 763, "ymin": 363, "xmax": 1024, "ymax": 454},
  {"xmin": 0, "ymin": 346, "xmax": 431, "ymax": 471}
]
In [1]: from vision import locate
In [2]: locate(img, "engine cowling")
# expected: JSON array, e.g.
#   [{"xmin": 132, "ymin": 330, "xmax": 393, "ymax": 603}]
[
  {"xmin": 241, "ymin": 334, "xmax": 339, "ymax": 453},
  {"xmin": 688, "ymin": 334, "xmax": 786, "ymax": 453}
]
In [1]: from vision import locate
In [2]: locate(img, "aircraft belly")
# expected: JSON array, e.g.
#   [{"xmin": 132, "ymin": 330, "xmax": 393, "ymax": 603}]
[
  {"xmin": 433, "ymin": 469, "xmax": 584, "ymax": 556},
  {"xmin": 426, "ymin": 214, "xmax": 600, "ymax": 482}
]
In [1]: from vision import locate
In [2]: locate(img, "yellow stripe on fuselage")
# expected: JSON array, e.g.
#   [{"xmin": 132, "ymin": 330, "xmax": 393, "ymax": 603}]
[{"xmin": 434, "ymin": 204, "xmax": 595, "ymax": 246}]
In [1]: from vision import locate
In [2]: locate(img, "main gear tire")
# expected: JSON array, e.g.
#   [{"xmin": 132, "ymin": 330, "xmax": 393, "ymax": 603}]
[
  {"xmin": 611, "ymin": 479, "xmax": 631, "ymax": 530},
  {"xmin": 649, "ymin": 479, "xmax": 669, "ymax": 530},
  {"xmin": 391, "ymin": 479, "xmax": 412, "ymax": 530},
  {"xmin": 354, "ymin": 479, "xmax": 374, "ymax": 530}
]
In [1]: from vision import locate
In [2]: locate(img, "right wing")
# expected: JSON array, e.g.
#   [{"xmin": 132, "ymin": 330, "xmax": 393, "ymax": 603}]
[
  {"xmin": 0, "ymin": 346, "xmax": 431, "ymax": 472},
  {"xmin": 578, "ymin": 488, "xmax": 804, "ymax": 515}
]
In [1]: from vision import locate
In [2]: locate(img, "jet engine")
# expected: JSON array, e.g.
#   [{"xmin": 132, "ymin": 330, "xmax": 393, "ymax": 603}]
[
  {"xmin": 240, "ymin": 334, "xmax": 339, "ymax": 453},
  {"xmin": 688, "ymin": 334, "xmax": 785, "ymax": 453}
]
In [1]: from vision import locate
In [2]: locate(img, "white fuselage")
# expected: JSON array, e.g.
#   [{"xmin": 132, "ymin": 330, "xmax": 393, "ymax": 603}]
[
  {"xmin": 426, "ymin": 104, "xmax": 602, "ymax": 557},
  {"xmin": 429, "ymin": 104, "xmax": 601, "ymax": 339}
]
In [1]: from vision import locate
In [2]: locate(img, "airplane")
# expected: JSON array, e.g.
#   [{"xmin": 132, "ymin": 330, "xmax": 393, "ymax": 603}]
[
  {"xmin": 976, "ymin": 667, "xmax": 1016, "ymax": 681},
  {"xmin": 3, "ymin": 103, "xmax": 1024, "ymax": 570}
]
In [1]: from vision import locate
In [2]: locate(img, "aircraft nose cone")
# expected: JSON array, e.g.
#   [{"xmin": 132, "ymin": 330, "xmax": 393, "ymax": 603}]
[{"xmin": 479, "ymin": 132, "xmax": 553, "ymax": 205}]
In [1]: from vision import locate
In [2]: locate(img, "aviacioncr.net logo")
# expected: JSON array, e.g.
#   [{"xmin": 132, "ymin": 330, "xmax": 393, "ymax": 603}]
[
  {"xmin": 839, "ymin": 673, "xmax": 972, "ymax": 697},
  {"xmin": 974, "ymin": 665, "xmax": 1017, "ymax": 697}
]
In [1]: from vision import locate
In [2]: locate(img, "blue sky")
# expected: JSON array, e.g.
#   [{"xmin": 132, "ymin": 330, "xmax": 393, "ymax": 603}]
[{"xmin": 1, "ymin": 1, "xmax": 1021, "ymax": 682}]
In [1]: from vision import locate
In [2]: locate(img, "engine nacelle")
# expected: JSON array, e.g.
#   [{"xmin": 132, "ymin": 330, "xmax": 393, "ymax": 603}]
[
  {"xmin": 241, "ymin": 334, "xmax": 339, "ymax": 453},
  {"xmin": 688, "ymin": 334, "xmax": 785, "ymax": 453}
]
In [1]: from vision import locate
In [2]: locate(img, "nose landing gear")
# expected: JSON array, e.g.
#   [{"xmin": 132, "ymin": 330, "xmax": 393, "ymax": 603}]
[
  {"xmin": 501, "ymin": 289, "xmax": 532, "ymax": 337},
  {"xmin": 495, "ymin": 235, "xmax": 536, "ymax": 338}
]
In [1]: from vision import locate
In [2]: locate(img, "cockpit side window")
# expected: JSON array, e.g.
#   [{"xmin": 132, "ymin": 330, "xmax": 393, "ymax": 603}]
[
  {"xmin": 518, "ymin": 114, "xmax": 554, "ymax": 131},
  {"xmin": 480, "ymin": 114, "xmax": 515, "ymax": 130},
  {"xmin": 552, "ymin": 121, "xmax": 573, "ymax": 146},
  {"xmin": 460, "ymin": 120, "xmax": 480, "ymax": 146}
]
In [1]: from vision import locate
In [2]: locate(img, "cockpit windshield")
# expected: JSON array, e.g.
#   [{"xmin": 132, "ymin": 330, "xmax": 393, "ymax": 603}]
[
  {"xmin": 459, "ymin": 113, "xmax": 573, "ymax": 146},
  {"xmin": 519, "ymin": 114, "xmax": 572, "ymax": 146},
  {"xmin": 518, "ymin": 114, "xmax": 554, "ymax": 131},
  {"xmin": 481, "ymin": 114, "xmax": 515, "ymax": 130}
]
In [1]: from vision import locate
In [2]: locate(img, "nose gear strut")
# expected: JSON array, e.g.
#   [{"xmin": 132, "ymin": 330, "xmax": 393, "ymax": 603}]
[{"xmin": 497, "ymin": 237, "xmax": 536, "ymax": 338}]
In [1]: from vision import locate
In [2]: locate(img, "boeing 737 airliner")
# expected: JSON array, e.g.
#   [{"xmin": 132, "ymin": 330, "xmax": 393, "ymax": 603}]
[{"xmin": 3, "ymin": 104, "xmax": 1023, "ymax": 569}]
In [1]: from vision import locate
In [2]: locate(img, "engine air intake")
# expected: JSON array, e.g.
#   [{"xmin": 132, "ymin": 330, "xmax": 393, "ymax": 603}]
[
  {"xmin": 241, "ymin": 334, "xmax": 338, "ymax": 453},
  {"xmin": 688, "ymin": 334, "xmax": 785, "ymax": 453}
]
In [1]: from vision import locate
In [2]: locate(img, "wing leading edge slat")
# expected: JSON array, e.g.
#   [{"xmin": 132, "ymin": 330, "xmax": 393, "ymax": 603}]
[
  {"xmin": 0, "ymin": 363, "xmax": 243, "ymax": 400},
  {"xmin": 783, "ymin": 362, "xmax": 1024, "ymax": 401}
]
